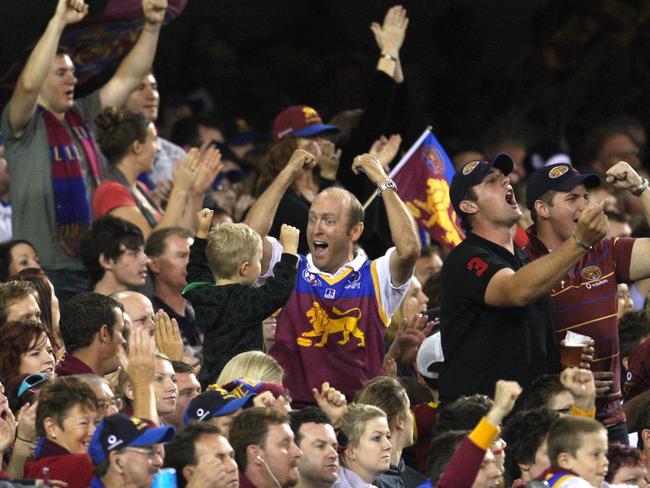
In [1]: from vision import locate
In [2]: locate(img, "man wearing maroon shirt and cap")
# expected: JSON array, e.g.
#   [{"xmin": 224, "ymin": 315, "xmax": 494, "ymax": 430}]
[
  {"xmin": 526, "ymin": 160, "xmax": 650, "ymax": 444},
  {"xmin": 439, "ymin": 154, "xmax": 608, "ymax": 403}
]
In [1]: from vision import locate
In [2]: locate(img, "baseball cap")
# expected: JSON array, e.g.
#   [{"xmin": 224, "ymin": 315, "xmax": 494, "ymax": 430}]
[
  {"xmin": 525, "ymin": 163, "xmax": 600, "ymax": 210},
  {"xmin": 224, "ymin": 379, "xmax": 286, "ymax": 402},
  {"xmin": 416, "ymin": 329, "xmax": 445, "ymax": 379},
  {"xmin": 272, "ymin": 105, "xmax": 340, "ymax": 142},
  {"xmin": 88, "ymin": 414, "xmax": 175, "ymax": 465},
  {"xmin": 183, "ymin": 386, "xmax": 254, "ymax": 426},
  {"xmin": 450, "ymin": 154, "xmax": 514, "ymax": 214}
]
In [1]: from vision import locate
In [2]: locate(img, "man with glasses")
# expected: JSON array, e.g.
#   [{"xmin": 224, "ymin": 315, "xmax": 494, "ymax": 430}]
[{"xmin": 89, "ymin": 413, "xmax": 175, "ymax": 488}]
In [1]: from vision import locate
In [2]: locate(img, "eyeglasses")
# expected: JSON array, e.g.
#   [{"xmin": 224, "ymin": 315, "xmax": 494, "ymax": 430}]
[
  {"xmin": 97, "ymin": 398, "xmax": 123, "ymax": 412},
  {"xmin": 18, "ymin": 373, "xmax": 48, "ymax": 398},
  {"xmin": 125, "ymin": 447, "xmax": 162, "ymax": 461}
]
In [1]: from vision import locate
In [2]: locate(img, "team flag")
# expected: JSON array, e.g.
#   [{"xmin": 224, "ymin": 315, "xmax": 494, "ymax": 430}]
[{"xmin": 389, "ymin": 128, "xmax": 464, "ymax": 248}]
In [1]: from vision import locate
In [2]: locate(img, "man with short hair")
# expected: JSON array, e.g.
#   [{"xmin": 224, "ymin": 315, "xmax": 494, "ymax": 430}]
[
  {"xmin": 125, "ymin": 73, "xmax": 186, "ymax": 185},
  {"xmin": 230, "ymin": 407, "xmax": 302, "ymax": 488},
  {"xmin": 161, "ymin": 361, "xmax": 201, "ymax": 430},
  {"xmin": 1, "ymin": 0, "xmax": 168, "ymax": 303},
  {"xmin": 439, "ymin": 155, "xmax": 608, "ymax": 402},
  {"xmin": 165, "ymin": 422, "xmax": 240, "ymax": 488},
  {"xmin": 245, "ymin": 151, "xmax": 420, "ymax": 405},
  {"xmin": 112, "ymin": 290, "xmax": 155, "ymax": 336},
  {"xmin": 146, "ymin": 227, "xmax": 200, "ymax": 345},
  {"xmin": 80, "ymin": 215, "xmax": 150, "ymax": 296},
  {"xmin": 55, "ymin": 292, "xmax": 125, "ymax": 376},
  {"xmin": 0, "ymin": 280, "xmax": 41, "ymax": 325},
  {"xmin": 289, "ymin": 407, "xmax": 338, "ymax": 488},
  {"xmin": 89, "ymin": 413, "xmax": 175, "ymax": 488},
  {"xmin": 525, "ymin": 160, "xmax": 650, "ymax": 443}
]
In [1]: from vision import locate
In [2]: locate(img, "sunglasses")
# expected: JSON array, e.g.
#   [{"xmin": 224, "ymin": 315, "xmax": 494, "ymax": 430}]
[{"xmin": 18, "ymin": 373, "xmax": 48, "ymax": 398}]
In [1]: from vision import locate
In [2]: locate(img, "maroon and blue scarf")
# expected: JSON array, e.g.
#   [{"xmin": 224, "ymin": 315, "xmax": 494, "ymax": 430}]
[{"xmin": 40, "ymin": 106, "xmax": 101, "ymax": 257}]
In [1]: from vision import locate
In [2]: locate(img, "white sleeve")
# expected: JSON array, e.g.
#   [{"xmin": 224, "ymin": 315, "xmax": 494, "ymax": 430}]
[
  {"xmin": 375, "ymin": 247, "xmax": 411, "ymax": 318},
  {"xmin": 557, "ymin": 477, "xmax": 596, "ymax": 488},
  {"xmin": 255, "ymin": 236, "xmax": 283, "ymax": 285}
]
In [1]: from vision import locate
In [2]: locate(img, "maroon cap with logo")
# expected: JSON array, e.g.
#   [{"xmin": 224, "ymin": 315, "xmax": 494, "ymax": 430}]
[{"xmin": 272, "ymin": 105, "xmax": 340, "ymax": 142}]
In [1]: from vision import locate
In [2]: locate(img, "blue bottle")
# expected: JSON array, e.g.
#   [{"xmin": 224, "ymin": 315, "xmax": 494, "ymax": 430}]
[{"xmin": 151, "ymin": 468, "xmax": 177, "ymax": 488}]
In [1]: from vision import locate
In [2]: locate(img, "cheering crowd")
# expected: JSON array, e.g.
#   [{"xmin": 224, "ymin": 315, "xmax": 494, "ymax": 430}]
[{"xmin": 1, "ymin": 0, "xmax": 650, "ymax": 487}]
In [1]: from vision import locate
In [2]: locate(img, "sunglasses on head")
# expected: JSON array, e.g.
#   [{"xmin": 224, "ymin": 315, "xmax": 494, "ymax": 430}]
[{"xmin": 18, "ymin": 373, "xmax": 48, "ymax": 398}]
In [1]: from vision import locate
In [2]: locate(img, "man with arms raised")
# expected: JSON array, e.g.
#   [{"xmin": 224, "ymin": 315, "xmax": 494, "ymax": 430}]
[
  {"xmin": 1, "ymin": 0, "xmax": 167, "ymax": 302},
  {"xmin": 525, "ymin": 160, "xmax": 650, "ymax": 443},
  {"xmin": 439, "ymin": 155, "xmax": 608, "ymax": 402},
  {"xmin": 245, "ymin": 150, "xmax": 419, "ymax": 405}
]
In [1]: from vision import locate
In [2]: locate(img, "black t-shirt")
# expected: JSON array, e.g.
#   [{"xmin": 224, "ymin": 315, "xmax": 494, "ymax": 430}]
[{"xmin": 438, "ymin": 232, "xmax": 560, "ymax": 403}]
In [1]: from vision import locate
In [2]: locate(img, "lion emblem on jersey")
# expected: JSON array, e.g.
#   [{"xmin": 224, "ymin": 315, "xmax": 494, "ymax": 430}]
[
  {"xmin": 581, "ymin": 266, "xmax": 602, "ymax": 281},
  {"xmin": 297, "ymin": 302, "xmax": 364, "ymax": 348}
]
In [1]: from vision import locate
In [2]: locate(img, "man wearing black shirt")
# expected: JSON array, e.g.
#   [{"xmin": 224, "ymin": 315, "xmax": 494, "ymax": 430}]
[{"xmin": 439, "ymin": 155, "xmax": 608, "ymax": 403}]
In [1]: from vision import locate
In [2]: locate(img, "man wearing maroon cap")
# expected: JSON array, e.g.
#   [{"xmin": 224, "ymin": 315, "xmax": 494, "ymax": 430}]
[
  {"xmin": 438, "ymin": 155, "xmax": 608, "ymax": 402},
  {"xmin": 272, "ymin": 106, "xmax": 340, "ymax": 143},
  {"xmin": 526, "ymin": 160, "xmax": 650, "ymax": 443}
]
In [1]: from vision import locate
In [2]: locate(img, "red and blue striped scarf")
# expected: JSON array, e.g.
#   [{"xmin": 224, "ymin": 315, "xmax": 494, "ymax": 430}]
[{"xmin": 40, "ymin": 106, "xmax": 100, "ymax": 257}]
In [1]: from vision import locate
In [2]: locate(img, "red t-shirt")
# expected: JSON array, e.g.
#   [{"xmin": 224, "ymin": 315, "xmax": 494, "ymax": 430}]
[
  {"xmin": 92, "ymin": 180, "xmax": 162, "ymax": 222},
  {"xmin": 526, "ymin": 226, "xmax": 635, "ymax": 426}
]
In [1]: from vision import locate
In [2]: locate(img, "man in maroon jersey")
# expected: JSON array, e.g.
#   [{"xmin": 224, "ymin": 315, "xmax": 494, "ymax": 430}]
[{"xmin": 526, "ymin": 160, "xmax": 650, "ymax": 444}]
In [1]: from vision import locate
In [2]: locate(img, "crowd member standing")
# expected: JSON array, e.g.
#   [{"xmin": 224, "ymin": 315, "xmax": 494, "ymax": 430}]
[
  {"xmin": 439, "ymin": 155, "xmax": 608, "ymax": 402},
  {"xmin": 0, "ymin": 0, "xmax": 168, "ymax": 304},
  {"xmin": 525, "ymin": 161, "xmax": 650, "ymax": 444},
  {"xmin": 245, "ymin": 151, "xmax": 419, "ymax": 406}
]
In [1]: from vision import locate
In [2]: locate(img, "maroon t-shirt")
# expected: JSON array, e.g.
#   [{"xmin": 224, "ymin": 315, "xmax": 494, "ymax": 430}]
[
  {"xmin": 54, "ymin": 353, "xmax": 94, "ymax": 376},
  {"xmin": 526, "ymin": 227, "xmax": 635, "ymax": 426},
  {"xmin": 624, "ymin": 335, "xmax": 650, "ymax": 400}
]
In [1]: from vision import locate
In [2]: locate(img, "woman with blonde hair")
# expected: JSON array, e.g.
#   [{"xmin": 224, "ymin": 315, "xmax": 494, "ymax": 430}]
[
  {"xmin": 216, "ymin": 350, "xmax": 284, "ymax": 386},
  {"xmin": 333, "ymin": 404, "xmax": 392, "ymax": 488}
]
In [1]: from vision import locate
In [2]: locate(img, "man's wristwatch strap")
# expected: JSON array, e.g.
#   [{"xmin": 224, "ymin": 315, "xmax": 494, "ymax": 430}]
[
  {"xmin": 632, "ymin": 177, "xmax": 649, "ymax": 197},
  {"xmin": 377, "ymin": 179, "xmax": 397, "ymax": 195}
]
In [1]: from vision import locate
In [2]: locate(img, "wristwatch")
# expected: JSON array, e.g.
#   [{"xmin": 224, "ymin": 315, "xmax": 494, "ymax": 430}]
[
  {"xmin": 632, "ymin": 177, "xmax": 649, "ymax": 197},
  {"xmin": 377, "ymin": 179, "xmax": 397, "ymax": 195}
]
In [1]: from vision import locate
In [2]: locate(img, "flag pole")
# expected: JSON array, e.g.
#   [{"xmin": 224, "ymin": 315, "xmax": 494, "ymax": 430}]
[{"xmin": 361, "ymin": 126, "xmax": 433, "ymax": 210}]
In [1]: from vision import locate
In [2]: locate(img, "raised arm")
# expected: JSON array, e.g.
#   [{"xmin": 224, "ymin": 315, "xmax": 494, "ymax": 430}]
[
  {"xmin": 244, "ymin": 149, "xmax": 316, "ymax": 273},
  {"xmin": 8, "ymin": 0, "xmax": 88, "ymax": 136},
  {"xmin": 605, "ymin": 161, "xmax": 650, "ymax": 281},
  {"xmin": 351, "ymin": 153, "xmax": 420, "ymax": 285},
  {"xmin": 370, "ymin": 5, "xmax": 408, "ymax": 83},
  {"xmin": 484, "ymin": 202, "xmax": 608, "ymax": 307},
  {"xmin": 99, "ymin": 0, "xmax": 167, "ymax": 108}
]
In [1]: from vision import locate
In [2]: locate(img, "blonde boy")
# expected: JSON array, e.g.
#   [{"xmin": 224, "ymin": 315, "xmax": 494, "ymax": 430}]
[{"xmin": 183, "ymin": 209, "xmax": 299, "ymax": 387}]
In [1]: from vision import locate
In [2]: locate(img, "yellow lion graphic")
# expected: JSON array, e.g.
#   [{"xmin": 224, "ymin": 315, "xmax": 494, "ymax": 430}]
[{"xmin": 299, "ymin": 302, "xmax": 364, "ymax": 347}]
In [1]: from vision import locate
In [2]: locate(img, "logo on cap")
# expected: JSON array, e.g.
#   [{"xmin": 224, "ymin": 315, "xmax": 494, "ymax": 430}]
[
  {"xmin": 107, "ymin": 434, "xmax": 123, "ymax": 450},
  {"xmin": 462, "ymin": 161, "xmax": 480, "ymax": 175},
  {"xmin": 302, "ymin": 106, "xmax": 320, "ymax": 124},
  {"xmin": 548, "ymin": 165, "xmax": 569, "ymax": 178}
]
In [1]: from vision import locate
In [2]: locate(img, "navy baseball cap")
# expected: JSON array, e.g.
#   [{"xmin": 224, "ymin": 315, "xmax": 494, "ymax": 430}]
[
  {"xmin": 525, "ymin": 163, "xmax": 601, "ymax": 210},
  {"xmin": 450, "ymin": 154, "xmax": 514, "ymax": 214},
  {"xmin": 88, "ymin": 414, "xmax": 175, "ymax": 465},
  {"xmin": 272, "ymin": 105, "xmax": 340, "ymax": 142},
  {"xmin": 183, "ymin": 386, "xmax": 254, "ymax": 426}
]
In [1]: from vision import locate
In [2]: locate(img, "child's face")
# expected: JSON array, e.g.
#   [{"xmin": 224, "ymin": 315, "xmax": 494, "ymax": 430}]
[
  {"xmin": 242, "ymin": 240, "xmax": 263, "ymax": 285},
  {"xmin": 562, "ymin": 430, "xmax": 609, "ymax": 487}
]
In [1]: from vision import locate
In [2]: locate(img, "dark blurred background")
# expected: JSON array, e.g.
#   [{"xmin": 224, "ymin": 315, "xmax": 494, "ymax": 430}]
[{"xmin": 2, "ymin": 0, "xmax": 650, "ymax": 162}]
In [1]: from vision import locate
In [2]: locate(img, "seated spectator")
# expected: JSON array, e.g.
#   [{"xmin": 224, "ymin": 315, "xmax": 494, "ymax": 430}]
[
  {"xmin": 501, "ymin": 407, "xmax": 558, "ymax": 486},
  {"xmin": 183, "ymin": 209, "xmax": 299, "ymax": 388},
  {"xmin": 333, "ymin": 404, "xmax": 391, "ymax": 488},
  {"xmin": 165, "ymin": 423, "xmax": 239, "ymax": 488},
  {"xmin": 385, "ymin": 277, "xmax": 429, "ymax": 345},
  {"xmin": 184, "ymin": 385, "xmax": 256, "ymax": 438},
  {"xmin": 522, "ymin": 375, "xmax": 574, "ymax": 415},
  {"xmin": 619, "ymin": 311, "xmax": 650, "ymax": 385},
  {"xmin": 88, "ymin": 413, "xmax": 175, "ymax": 488},
  {"xmin": 623, "ymin": 333, "xmax": 650, "ymax": 402},
  {"xmin": 354, "ymin": 376, "xmax": 425, "ymax": 488},
  {"xmin": 289, "ymin": 406, "xmax": 339, "ymax": 488},
  {"xmin": 93, "ymin": 107, "xmax": 221, "ymax": 238},
  {"xmin": 532, "ymin": 416, "xmax": 608, "ymax": 487},
  {"xmin": 75, "ymin": 374, "xmax": 121, "ymax": 418},
  {"xmin": 0, "ymin": 320, "xmax": 55, "ymax": 381},
  {"xmin": 216, "ymin": 351, "xmax": 284, "ymax": 386},
  {"xmin": 11, "ymin": 267, "xmax": 61, "ymax": 350},
  {"xmin": 427, "ymin": 380, "xmax": 521, "ymax": 488},
  {"xmin": 24, "ymin": 376, "xmax": 99, "ymax": 488},
  {"xmin": 117, "ymin": 353, "xmax": 177, "ymax": 421},
  {"xmin": 0, "ymin": 240, "xmax": 41, "ymax": 282},
  {"xmin": 605, "ymin": 444, "xmax": 648, "ymax": 487},
  {"xmin": 80, "ymin": 216, "xmax": 149, "ymax": 296},
  {"xmin": 162, "ymin": 361, "xmax": 201, "ymax": 430},
  {"xmin": 55, "ymin": 293, "xmax": 125, "ymax": 376},
  {"xmin": 112, "ymin": 290, "xmax": 155, "ymax": 336},
  {"xmin": 229, "ymin": 407, "xmax": 302, "ymax": 488},
  {"xmin": 413, "ymin": 246, "xmax": 442, "ymax": 287},
  {"xmin": 0, "ymin": 281, "xmax": 41, "ymax": 325},
  {"xmin": 146, "ymin": 227, "xmax": 201, "ymax": 346}
]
